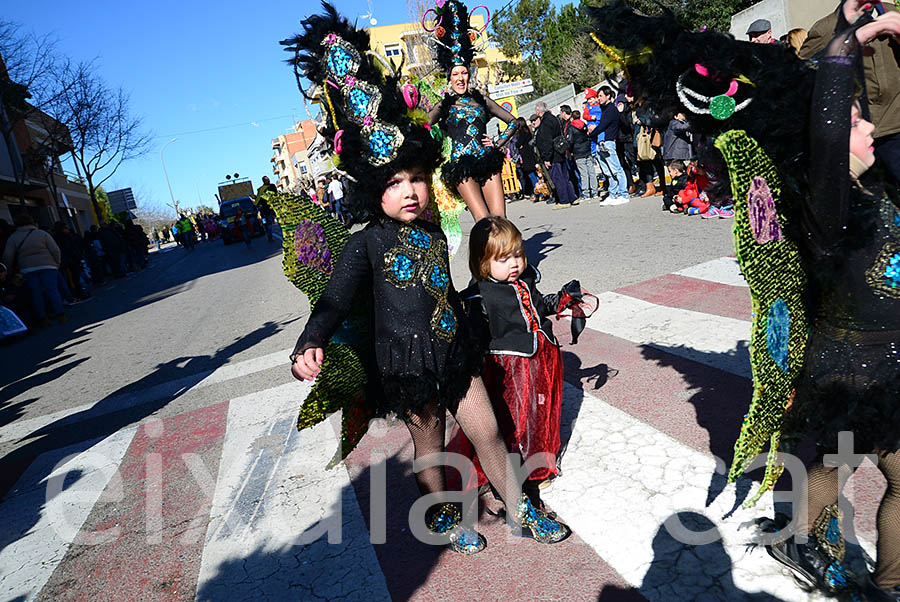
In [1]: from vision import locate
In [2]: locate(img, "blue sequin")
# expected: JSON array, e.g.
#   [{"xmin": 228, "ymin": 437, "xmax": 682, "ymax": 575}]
[
  {"xmin": 825, "ymin": 517, "xmax": 841, "ymax": 545},
  {"xmin": 429, "ymin": 266, "xmax": 449, "ymax": 291},
  {"xmin": 766, "ymin": 299, "xmax": 790, "ymax": 373},
  {"xmin": 390, "ymin": 255, "xmax": 414, "ymax": 281},
  {"xmin": 347, "ymin": 88, "xmax": 371, "ymax": 117},
  {"xmin": 894, "ymin": 213, "xmax": 900, "ymax": 228},
  {"xmin": 327, "ymin": 47, "xmax": 352, "ymax": 77},
  {"xmin": 408, "ymin": 228, "xmax": 431, "ymax": 249},
  {"xmin": 368, "ymin": 129, "xmax": 394, "ymax": 159},
  {"xmin": 824, "ymin": 562, "xmax": 850, "ymax": 590},
  {"xmin": 885, "ymin": 252, "xmax": 900, "ymax": 288},
  {"xmin": 439, "ymin": 309, "xmax": 457, "ymax": 334}
]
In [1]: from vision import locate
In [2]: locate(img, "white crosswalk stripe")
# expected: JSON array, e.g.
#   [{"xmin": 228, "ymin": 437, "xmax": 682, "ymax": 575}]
[{"xmin": 0, "ymin": 428, "xmax": 138, "ymax": 601}]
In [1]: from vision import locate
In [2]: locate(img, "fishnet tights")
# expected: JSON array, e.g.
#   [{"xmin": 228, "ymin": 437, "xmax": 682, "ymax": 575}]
[
  {"xmin": 800, "ymin": 451, "xmax": 900, "ymax": 589},
  {"xmin": 404, "ymin": 376, "xmax": 521, "ymax": 514}
]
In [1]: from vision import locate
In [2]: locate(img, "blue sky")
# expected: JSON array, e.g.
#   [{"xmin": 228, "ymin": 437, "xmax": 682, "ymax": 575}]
[{"xmin": 6, "ymin": 0, "xmax": 515, "ymax": 215}]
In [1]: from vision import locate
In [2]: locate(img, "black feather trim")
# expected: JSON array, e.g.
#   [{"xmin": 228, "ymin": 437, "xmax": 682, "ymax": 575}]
[
  {"xmin": 441, "ymin": 148, "xmax": 505, "ymax": 188},
  {"xmin": 432, "ymin": 0, "xmax": 476, "ymax": 74},
  {"xmin": 281, "ymin": 2, "xmax": 443, "ymax": 223}
]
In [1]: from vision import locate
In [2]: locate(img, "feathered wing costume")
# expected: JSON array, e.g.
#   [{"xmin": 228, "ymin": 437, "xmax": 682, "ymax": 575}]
[
  {"xmin": 586, "ymin": 0, "xmax": 815, "ymax": 506},
  {"xmin": 269, "ymin": 193, "xmax": 371, "ymax": 467},
  {"xmin": 277, "ymin": 3, "xmax": 444, "ymax": 465}
]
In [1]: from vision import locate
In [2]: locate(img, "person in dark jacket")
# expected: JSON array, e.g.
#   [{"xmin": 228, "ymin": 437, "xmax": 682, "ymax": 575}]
[
  {"xmin": 663, "ymin": 112, "xmax": 694, "ymax": 162},
  {"xmin": 98, "ymin": 222, "xmax": 126, "ymax": 278},
  {"xmin": 532, "ymin": 103, "xmax": 577, "ymax": 206},
  {"xmin": 616, "ymin": 91, "xmax": 638, "ymax": 194},
  {"xmin": 561, "ymin": 105, "xmax": 598, "ymax": 200},
  {"xmin": 53, "ymin": 222, "xmax": 89, "ymax": 300},
  {"xmin": 514, "ymin": 117, "xmax": 537, "ymax": 199}
]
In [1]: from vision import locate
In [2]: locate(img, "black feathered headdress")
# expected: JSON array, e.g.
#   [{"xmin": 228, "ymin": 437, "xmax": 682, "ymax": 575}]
[
  {"xmin": 281, "ymin": 3, "xmax": 442, "ymax": 222},
  {"xmin": 586, "ymin": 0, "xmax": 816, "ymax": 208},
  {"xmin": 426, "ymin": 0, "xmax": 478, "ymax": 73}
]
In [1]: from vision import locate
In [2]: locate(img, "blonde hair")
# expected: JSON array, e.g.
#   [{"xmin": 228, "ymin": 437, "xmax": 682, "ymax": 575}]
[
  {"xmin": 786, "ymin": 28, "xmax": 808, "ymax": 55},
  {"xmin": 468, "ymin": 216, "xmax": 526, "ymax": 280}
]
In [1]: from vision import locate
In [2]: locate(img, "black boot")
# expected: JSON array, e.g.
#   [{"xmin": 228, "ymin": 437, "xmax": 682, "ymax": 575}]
[{"xmin": 864, "ymin": 574, "xmax": 900, "ymax": 601}]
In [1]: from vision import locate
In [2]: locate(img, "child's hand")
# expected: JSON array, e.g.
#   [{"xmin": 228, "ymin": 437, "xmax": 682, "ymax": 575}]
[{"xmin": 291, "ymin": 347, "xmax": 324, "ymax": 381}]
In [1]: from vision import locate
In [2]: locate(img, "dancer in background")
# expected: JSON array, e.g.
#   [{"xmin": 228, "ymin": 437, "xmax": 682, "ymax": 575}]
[{"xmin": 426, "ymin": 0, "xmax": 518, "ymax": 221}]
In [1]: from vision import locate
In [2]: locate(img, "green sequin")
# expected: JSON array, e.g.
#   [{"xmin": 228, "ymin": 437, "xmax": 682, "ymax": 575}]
[
  {"xmin": 709, "ymin": 94, "xmax": 736, "ymax": 120},
  {"xmin": 717, "ymin": 130, "xmax": 809, "ymax": 507},
  {"xmin": 269, "ymin": 192, "xmax": 372, "ymax": 467}
]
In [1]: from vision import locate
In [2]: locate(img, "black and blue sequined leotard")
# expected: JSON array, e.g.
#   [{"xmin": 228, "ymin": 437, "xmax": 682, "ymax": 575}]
[
  {"xmin": 293, "ymin": 217, "xmax": 481, "ymax": 418},
  {"xmin": 431, "ymin": 90, "xmax": 516, "ymax": 188},
  {"xmin": 785, "ymin": 49, "xmax": 900, "ymax": 454}
]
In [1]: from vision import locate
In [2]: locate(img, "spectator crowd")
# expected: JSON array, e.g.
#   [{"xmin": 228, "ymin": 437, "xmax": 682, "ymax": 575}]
[{"xmin": 0, "ymin": 214, "xmax": 150, "ymax": 336}]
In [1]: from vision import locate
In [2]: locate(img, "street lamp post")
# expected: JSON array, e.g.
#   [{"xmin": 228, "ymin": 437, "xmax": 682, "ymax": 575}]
[{"xmin": 160, "ymin": 137, "xmax": 178, "ymax": 215}]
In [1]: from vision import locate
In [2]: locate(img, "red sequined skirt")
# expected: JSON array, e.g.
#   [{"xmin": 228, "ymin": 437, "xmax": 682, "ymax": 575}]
[{"xmin": 448, "ymin": 335, "xmax": 563, "ymax": 489}]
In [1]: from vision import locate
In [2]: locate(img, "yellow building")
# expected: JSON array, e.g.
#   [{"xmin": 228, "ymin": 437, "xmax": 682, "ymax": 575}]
[{"xmin": 365, "ymin": 14, "xmax": 510, "ymax": 85}]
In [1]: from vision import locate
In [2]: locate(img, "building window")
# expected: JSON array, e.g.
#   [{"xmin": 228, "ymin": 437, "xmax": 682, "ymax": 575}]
[
  {"xmin": 384, "ymin": 43, "xmax": 401, "ymax": 57},
  {"xmin": 300, "ymin": 165, "xmax": 308, "ymax": 174}
]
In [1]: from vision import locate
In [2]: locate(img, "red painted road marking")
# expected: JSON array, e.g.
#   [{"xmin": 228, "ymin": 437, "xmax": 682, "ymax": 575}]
[
  {"xmin": 614, "ymin": 274, "xmax": 751, "ymax": 322},
  {"xmin": 37, "ymin": 401, "xmax": 228, "ymax": 602}
]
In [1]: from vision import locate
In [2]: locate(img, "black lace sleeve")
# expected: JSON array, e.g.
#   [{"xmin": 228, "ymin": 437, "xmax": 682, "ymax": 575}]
[
  {"xmin": 292, "ymin": 230, "xmax": 371, "ymax": 358},
  {"xmin": 803, "ymin": 28, "xmax": 861, "ymax": 255}
]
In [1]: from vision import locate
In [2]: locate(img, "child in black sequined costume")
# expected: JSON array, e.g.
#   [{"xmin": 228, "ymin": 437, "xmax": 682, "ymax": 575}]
[
  {"xmin": 284, "ymin": 3, "xmax": 569, "ymax": 555},
  {"xmin": 587, "ymin": 0, "xmax": 900, "ymax": 597}
]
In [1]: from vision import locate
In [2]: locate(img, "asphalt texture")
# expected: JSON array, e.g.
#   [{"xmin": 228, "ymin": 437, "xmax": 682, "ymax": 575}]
[{"xmin": 1, "ymin": 195, "xmax": 734, "ymax": 445}]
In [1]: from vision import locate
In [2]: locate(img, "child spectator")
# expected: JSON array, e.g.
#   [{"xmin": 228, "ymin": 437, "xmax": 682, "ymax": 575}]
[
  {"xmin": 672, "ymin": 163, "xmax": 709, "ymax": 214},
  {"xmin": 663, "ymin": 160, "xmax": 688, "ymax": 212}
]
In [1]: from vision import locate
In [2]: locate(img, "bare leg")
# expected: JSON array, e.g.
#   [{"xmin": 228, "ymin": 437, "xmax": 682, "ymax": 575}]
[
  {"xmin": 451, "ymin": 377, "xmax": 521, "ymax": 515},
  {"xmin": 481, "ymin": 174, "xmax": 507, "ymax": 218},
  {"xmin": 456, "ymin": 179, "xmax": 490, "ymax": 222}
]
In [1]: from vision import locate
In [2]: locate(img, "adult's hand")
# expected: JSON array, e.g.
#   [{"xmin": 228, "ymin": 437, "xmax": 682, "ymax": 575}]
[
  {"xmin": 842, "ymin": 0, "xmax": 887, "ymax": 24},
  {"xmin": 844, "ymin": 0, "xmax": 870, "ymax": 24},
  {"xmin": 544, "ymin": 161, "xmax": 551, "ymax": 168},
  {"xmin": 856, "ymin": 10, "xmax": 900, "ymax": 44},
  {"xmin": 291, "ymin": 346, "xmax": 324, "ymax": 381},
  {"xmin": 481, "ymin": 134, "xmax": 494, "ymax": 148}
]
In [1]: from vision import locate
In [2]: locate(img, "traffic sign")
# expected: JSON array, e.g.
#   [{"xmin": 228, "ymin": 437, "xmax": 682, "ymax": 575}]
[
  {"xmin": 488, "ymin": 79, "xmax": 532, "ymax": 95},
  {"xmin": 489, "ymin": 84, "xmax": 533, "ymax": 99}
]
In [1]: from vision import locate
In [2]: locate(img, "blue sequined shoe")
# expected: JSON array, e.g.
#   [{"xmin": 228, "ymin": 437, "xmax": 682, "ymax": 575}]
[
  {"xmin": 427, "ymin": 503, "xmax": 487, "ymax": 555},
  {"xmin": 512, "ymin": 493, "xmax": 571, "ymax": 544}
]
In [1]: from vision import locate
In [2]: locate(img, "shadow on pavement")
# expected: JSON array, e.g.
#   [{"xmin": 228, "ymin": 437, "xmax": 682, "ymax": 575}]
[
  {"xmin": 597, "ymin": 512, "xmax": 783, "ymax": 602},
  {"xmin": 194, "ymin": 454, "xmax": 446, "ymax": 602},
  {"xmin": 0, "ymin": 238, "xmax": 283, "ymax": 395},
  {"xmin": 522, "ymin": 226, "xmax": 563, "ymax": 266},
  {"xmin": 558, "ymin": 350, "xmax": 618, "ymax": 466},
  {"xmin": 638, "ymin": 342, "xmax": 755, "ymax": 511},
  {"xmin": 0, "ymin": 317, "xmax": 293, "ymax": 556}
]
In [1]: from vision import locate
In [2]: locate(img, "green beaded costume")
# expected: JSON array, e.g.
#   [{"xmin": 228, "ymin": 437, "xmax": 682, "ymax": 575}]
[
  {"xmin": 715, "ymin": 131, "xmax": 809, "ymax": 506},
  {"xmin": 269, "ymin": 192, "xmax": 373, "ymax": 467}
]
